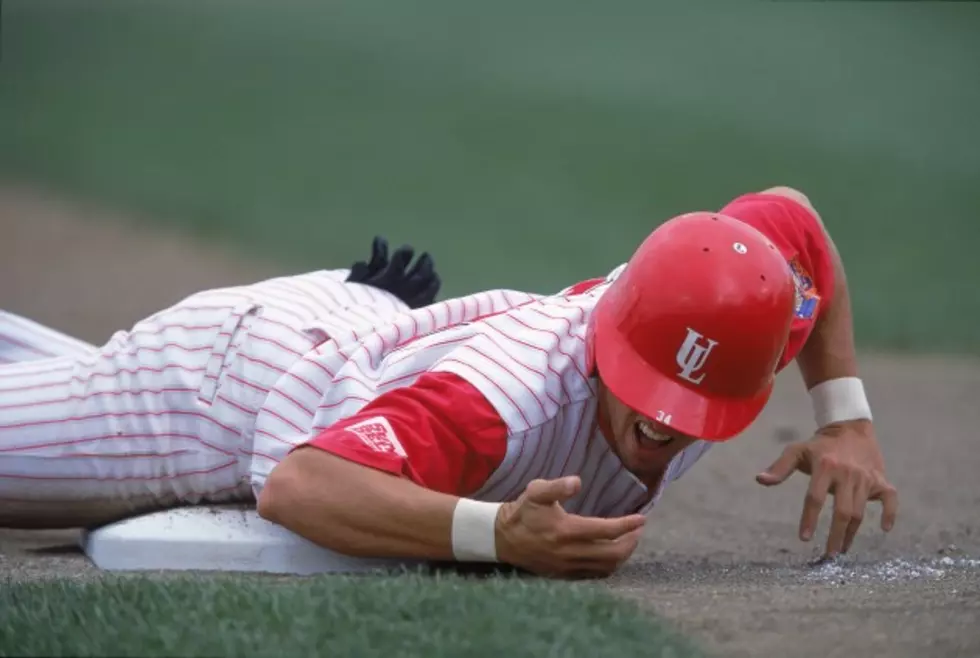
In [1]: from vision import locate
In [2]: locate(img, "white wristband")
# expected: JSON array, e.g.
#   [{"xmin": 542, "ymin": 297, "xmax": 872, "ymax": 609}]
[
  {"xmin": 451, "ymin": 499, "xmax": 502, "ymax": 562},
  {"xmin": 809, "ymin": 377, "xmax": 872, "ymax": 427}
]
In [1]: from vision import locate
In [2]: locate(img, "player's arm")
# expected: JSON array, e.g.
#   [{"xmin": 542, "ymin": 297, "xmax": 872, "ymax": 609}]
[
  {"xmin": 258, "ymin": 371, "xmax": 505, "ymax": 560},
  {"xmin": 261, "ymin": 448, "xmax": 461, "ymax": 560},
  {"xmin": 718, "ymin": 186, "xmax": 857, "ymax": 386},
  {"xmin": 720, "ymin": 186, "xmax": 897, "ymax": 557},
  {"xmin": 757, "ymin": 187, "xmax": 858, "ymax": 387},
  {"xmin": 256, "ymin": 372, "xmax": 645, "ymax": 577}
]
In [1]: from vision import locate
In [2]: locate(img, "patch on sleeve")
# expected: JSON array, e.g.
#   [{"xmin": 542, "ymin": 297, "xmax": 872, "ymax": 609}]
[
  {"xmin": 344, "ymin": 416, "xmax": 408, "ymax": 457},
  {"xmin": 788, "ymin": 257, "xmax": 820, "ymax": 320}
]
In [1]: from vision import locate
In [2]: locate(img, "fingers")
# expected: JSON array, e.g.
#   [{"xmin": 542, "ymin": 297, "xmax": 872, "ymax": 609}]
[
  {"xmin": 369, "ymin": 236, "xmax": 389, "ymax": 272},
  {"xmin": 387, "ymin": 245, "xmax": 415, "ymax": 276},
  {"xmin": 566, "ymin": 528, "xmax": 644, "ymax": 570},
  {"xmin": 524, "ymin": 476, "xmax": 581, "ymax": 505},
  {"xmin": 414, "ymin": 274, "xmax": 442, "ymax": 307},
  {"xmin": 842, "ymin": 481, "xmax": 869, "ymax": 554},
  {"xmin": 799, "ymin": 465, "xmax": 833, "ymax": 541},
  {"xmin": 756, "ymin": 444, "xmax": 803, "ymax": 487},
  {"xmin": 877, "ymin": 483, "xmax": 898, "ymax": 532},
  {"xmin": 548, "ymin": 529, "xmax": 643, "ymax": 579},
  {"xmin": 561, "ymin": 513, "xmax": 646, "ymax": 542},
  {"xmin": 399, "ymin": 253, "xmax": 441, "ymax": 308},
  {"xmin": 513, "ymin": 482, "xmax": 645, "ymax": 579},
  {"xmin": 824, "ymin": 478, "xmax": 853, "ymax": 557},
  {"xmin": 404, "ymin": 251, "xmax": 434, "ymax": 281}
]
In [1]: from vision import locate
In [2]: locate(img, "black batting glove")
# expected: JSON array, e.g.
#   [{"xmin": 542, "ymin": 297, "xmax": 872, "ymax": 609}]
[{"xmin": 346, "ymin": 236, "xmax": 442, "ymax": 309}]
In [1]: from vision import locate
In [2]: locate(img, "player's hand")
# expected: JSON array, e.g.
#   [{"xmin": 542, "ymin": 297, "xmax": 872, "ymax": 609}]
[
  {"xmin": 346, "ymin": 236, "xmax": 441, "ymax": 309},
  {"xmin": 756, "ymin": 419, "xmax": 897, "ymax": 558},
  {"xmin": 494, "ymin": 476, "xmax": 646, "ymax": 579}
]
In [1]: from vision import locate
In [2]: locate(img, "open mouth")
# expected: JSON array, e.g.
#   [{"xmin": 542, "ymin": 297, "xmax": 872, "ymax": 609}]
[{"xmin": 633, "ymin": 420, "xmax": 673, "ymax": 452}]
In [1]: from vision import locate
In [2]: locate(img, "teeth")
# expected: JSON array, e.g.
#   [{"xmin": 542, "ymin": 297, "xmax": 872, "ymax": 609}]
[{"xmin": 637, "ymin": 421, "xmax": 672, "ymax": 443}]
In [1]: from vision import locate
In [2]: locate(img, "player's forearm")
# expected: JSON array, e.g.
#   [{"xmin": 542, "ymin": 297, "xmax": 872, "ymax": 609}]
[{"xmin": 257, "ymin": 448, "xmax": 458, "ymax": 560}]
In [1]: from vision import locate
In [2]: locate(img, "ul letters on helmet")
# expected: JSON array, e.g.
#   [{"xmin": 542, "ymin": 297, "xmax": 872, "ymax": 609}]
[{"xmin": 675, "ymin": 328, "xmax": 718, "ymax": 385}]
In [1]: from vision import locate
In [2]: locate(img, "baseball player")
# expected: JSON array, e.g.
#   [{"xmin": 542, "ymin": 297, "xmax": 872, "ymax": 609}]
[{"xmin": 0, "ymin": 187, "xmax": 896, "ymax": 579}]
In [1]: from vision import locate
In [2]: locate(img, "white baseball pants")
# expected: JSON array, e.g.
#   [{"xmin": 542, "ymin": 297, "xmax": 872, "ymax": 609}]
[{"xmin": 0, "ymin": 271, "xmax": 411, "ymax": 528}]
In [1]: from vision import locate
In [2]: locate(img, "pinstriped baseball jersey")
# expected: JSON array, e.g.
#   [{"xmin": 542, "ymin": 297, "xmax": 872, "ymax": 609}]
[
  {"xmin": 247, "ymin": 286, "xmax": 545, "ymax": 484},
  {"xmin": 0, "ymin": 269, "xmax": 544, "ymax": 511},
  {"xmin": 251, "ymin": 265, "xmax": 713, "ymax": 516}
]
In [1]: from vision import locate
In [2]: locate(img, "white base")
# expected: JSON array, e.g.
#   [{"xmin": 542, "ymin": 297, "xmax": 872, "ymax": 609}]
[{"xmin": 81, "ymin": 505, "xmax": 424, "ymax": 575}]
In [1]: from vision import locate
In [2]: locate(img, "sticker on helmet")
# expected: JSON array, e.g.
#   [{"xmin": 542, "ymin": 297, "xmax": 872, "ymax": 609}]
[
  {"xmin": 676, "ymin": 327, "xmax": 718, "ymax": 385},
  {"xmin": 788, "ymin": 257, "xmax": 820, "ymax": 320}
]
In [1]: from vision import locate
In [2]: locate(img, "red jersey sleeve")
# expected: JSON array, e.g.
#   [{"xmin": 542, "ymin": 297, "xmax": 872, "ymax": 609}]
[
  {"xmin": 719, "ymin": 192, "xmax": 836, "ymax": 371},
  {"xmin": 297, "ymin": 371, "xmax": 508, "ymax": 496}
]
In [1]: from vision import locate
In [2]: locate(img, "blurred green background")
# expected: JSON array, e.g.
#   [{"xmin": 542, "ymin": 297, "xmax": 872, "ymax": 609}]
[{"xmin": 1, "ymin": 1, "xmax": 978, "ymax": 352}]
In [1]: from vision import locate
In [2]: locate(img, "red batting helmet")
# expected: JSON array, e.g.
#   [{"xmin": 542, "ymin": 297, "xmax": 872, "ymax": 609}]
[{"xmin": 588, "ymin": 212, "xmax": 797, "ymax": 441}]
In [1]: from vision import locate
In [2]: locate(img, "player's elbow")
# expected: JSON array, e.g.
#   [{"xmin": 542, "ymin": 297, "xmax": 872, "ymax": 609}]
[
  {"xmin": 256, "ymin": 450, "xmax": 311, "ymax": 526},
  {"xmin": 255, "ymin": 464, "xmax": 287, "ymax": 525},
  {"xmin": 760, "ymin": 186, "xmax": 823, "ymax": 225},
  {"xmin": 256, "ymin": 449, "xmax": 391, "ymax": 558},
  {"xmin": 256, "ymin": 448, "xmax": 352, "ymax": 530}
]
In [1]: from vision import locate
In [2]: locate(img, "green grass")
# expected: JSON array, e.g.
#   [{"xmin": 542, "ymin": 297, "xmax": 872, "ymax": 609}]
[
  {"xmin": 1, "ymin": 1, "xmax": 979, "ymax": 352},
  {"xmin": 0, "ymin": 571, "xmax": 701, "ymax": 658}
]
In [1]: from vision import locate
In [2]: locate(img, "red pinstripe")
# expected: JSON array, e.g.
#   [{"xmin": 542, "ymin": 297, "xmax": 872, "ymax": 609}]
[
  {"xmin": 504, "ymin": 313, "xmax": 591, "ymax": 382},
  {"xmin": 580, "ymin": 449, "xmax": 619, "ymax": 514},
  {"xmin": 0, "ymin": 386, "xmax": 198, "ymax": 412},
  {"xmin": 129, "ymin": 322, "xmax": 225, "ymax": 336},
  {"xmin": 499, "ymin": 424, "xmax": 551, "ymax": 503},
  {"xmin": 225, "ymin": 372, "xmax": 271, "ymax": 394},
  {"xmin": 436, "ymin": 357, "xmax": 534, "ymax": 429},
  {"xmin": 559, "ymin": 403, "xmax": 594, "ymax": 478},
  {"xmin": 601, "ymin": 472, "xmax": 647, "ymax": 517},
  {"xmin": 535, "ymin": 399, "xmax": 568, "ymax": 483},
  {"xmin": 475, "ymin": 328, "xmax": 564, "ymax": 406},
  {"xmin": 254, "ymin": 404, "xmax": 307, "ymax": 435},
  {"xmin": 37, "ymin": 450, "xmax": 195, "ymax": 459},
  {"xmin": 253, "ymin": 429, "xmax": 294, "ymax": 448},
  {"xmin": 456, "ymin": 344, "xmax": 550, "ymax": 418},
  {"xmin": 0, "ymin": 459, "xmax": 237, "ymax": 482},
  {"xmin": 313, "ymin": 393, "xmax": 373, "ymax": 417},
  {"xmin": 252, "ymin": 315, "xmax": 315, "ymax": 346},
  {"xmin": 117, "ymin": 341, "xmax": 216, "ymax": 355},
  {"xmin": 283, "ymin": 370, "xmax": 326, "ymax": 397},
  {"xmin": 0, "ymin": 407, "xmax": 240, "ymax": 434},
  {"xmin": 246, "ymin": 332, "xmax": 307, "ymax": 358},
  {"xmin": 2, "ymin": 365, "xmax": 208, "ymax": 394},
  {"xmin": 233, "ymin": 352, "xmax": 290, "ymax": 376},
  {"xmin": 0, "ymin": 432, "xmax": 236, "ymax": 457},
  {"xmin": 240, "ymin": 447, "xmax": 285, "ymax": 463}
]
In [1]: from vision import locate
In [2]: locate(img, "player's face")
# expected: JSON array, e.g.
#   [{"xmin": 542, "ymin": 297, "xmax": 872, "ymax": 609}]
[{"xmin": 596, "ymin": 378, "xmax": 696, "ymax": 489}]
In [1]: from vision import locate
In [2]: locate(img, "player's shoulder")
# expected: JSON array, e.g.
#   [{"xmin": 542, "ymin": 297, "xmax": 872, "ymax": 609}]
[{"xmin": 553, "ymin": 264, "xmax": 626, "ymax": 298}]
